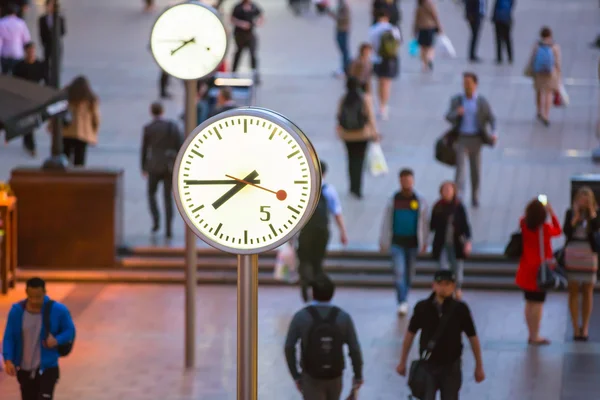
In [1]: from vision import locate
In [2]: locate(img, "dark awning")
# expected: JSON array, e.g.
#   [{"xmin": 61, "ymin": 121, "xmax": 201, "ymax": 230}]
[{"xmin": 0, "ymin": 75, "xmax": 68, "ymax": 141}]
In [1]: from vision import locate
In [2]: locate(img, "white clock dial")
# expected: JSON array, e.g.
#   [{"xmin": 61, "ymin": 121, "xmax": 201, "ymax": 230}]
[
  {"xmin": 173, "ymin": 108, "xmax": 322, "ymax": 254},
  {"xmin": 150, "ymin": 2, "xmax": 227, "ymax": 80}
]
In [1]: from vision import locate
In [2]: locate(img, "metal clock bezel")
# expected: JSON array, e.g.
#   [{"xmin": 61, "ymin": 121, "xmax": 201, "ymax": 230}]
[
  {"xmin": 149, "ymin": 1, "xmax": 228, "ymax": 81},
  {"xmin": 172, "ymin": 107, "xmax": 322, "ymax": 255}
]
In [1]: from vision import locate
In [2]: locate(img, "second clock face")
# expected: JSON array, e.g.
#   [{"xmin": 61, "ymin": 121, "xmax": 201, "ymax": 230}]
[
  {"xmin": 150, "ymin": 2, "xmax": 227, "ymax": 80},
  {"xmin": 174, "ymin": 108, "xmax": 321, "ymax": 254}
]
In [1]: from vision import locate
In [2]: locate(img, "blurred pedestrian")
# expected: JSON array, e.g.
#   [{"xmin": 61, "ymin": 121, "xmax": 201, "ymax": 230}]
[
  {"xmin": 328, "ymin": 0, "xmax": 351, "ymax": 77},
  {"xmin": 12, "ymin": 42, "xmax": 46, "ymax": 156},
  {"xmin": 296, "ymin": 161, "xmax": 349, "ymax": 302},
  {"xmin": 371, "ymin": 0, "xmax": 400, "ymax": 26},
  {"xmin": 141, "ymin": 102, "xmax": 183, "ymax": 239},
  {"xmin": 0, "ymin": 0, "xmax": 28, "ymax": 18},
  {"xmin": 379, "ymin": 168, "xmax": 429, "ymax": 316},
  {"xmin": 412, "ymin": 0, "xmax": 442, "ymax": 71},
  {"xmin": 491, "ymin": 0, "xmax": 514, "ymax": 64},
  {"xmin": 369, "ymin": 9, "xmax": 402, "ymax": 120},
  {"xmin": 347, "ymin": 43, "xmax": 373, "ymax": 93},
  {"xmin": 515, "ymin": 198, "xmax": 561, "ymax": 345},
  {"xmin": 0, "ymin": 3, "xmax": 30, "ymax": 74},
  {"xmin": 336, "ymin": 77, "xmax": 379, "ymax": 198},
  {"xmin": 524, "ymin": 26, "xmax": 561, "ymax": 126},
  {"xmin": 429, "ymin": 181, "xmax": 472, "ymax": 300},
  {"xmin": 231, "ymin": 0, "xmax": 264, "ymax": 83},
  {"xmin": 445, "ymin": 71, "xmax": 497, "ymax": 207},
  {"xmin": 38, "ymin": 0, "xmax": 66, "ymax": 73},
  {"xmin": 207, "ymin": 87, "xmax": 237, "ymax": 118},
  {"xmin": 563, "ymin": 187, "xmax": 600, "ymax": 342},
  {"xmin": 464, "ymin": 0, "xmax": 485, "ymax": 62},
  {"xmin": 284, "ymin": 275, "xmax": 363, "ymax": 400},
  {"xmin": 61, "ymin": 75, "xmax": 100, "ymax": 166}
]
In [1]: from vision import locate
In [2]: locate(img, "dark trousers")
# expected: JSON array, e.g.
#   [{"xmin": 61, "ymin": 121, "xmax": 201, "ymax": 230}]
[
  {"xmin": 148, "ymin": 172, "xmax": 174, "ymax": 234},
  {"xmin": 160, "ymin": 70, "xmax": 170, "ymax": 96},
  {"xmin": 494, "ymin": 21, "xmax": 513, "ymax": 62},
  {"xmin": 467, "ymin": 17, "xmax": 482, "ymax": 60},
  {"xmin": 423, "ymin": 360, "xmax": 462, "ymax": 400},
  {"xmin": 232, "ymin": 31, "xmax": 258, "ymax": 72},
  {"xmin": 17, "ymin": 367, "xmax": 59, "ymax": 400},
  {"xmin": 344, "ymin": 140, "xmax": 368, "ymax": 196},
  {"xmin": 336, "ymin": 30, "xmax": 350, "ymax": 73},
  {"xmin": 1, "ymin": 57, "xmax": 18, "ymax": 74},
  {"xmin": 297, "ymin": 228, "xmax": 330, "ymax": 302},
  {"xmin": 63, "ymin": 137, "xmax": 87, "ymax": 166},
  {"xmin": 23, "ymin": 131, "xmax": 35, "ymax": 153}
]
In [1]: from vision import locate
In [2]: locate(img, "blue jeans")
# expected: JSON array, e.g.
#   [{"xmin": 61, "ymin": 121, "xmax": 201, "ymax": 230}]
[
  {"xmin": 336, "ymin": 30, "xmax": 350, "ymax": 72},
  {"xmin": 391, "ymin": 245, "xmax": 417, "ymax": 304},
  {"xmin": 439, "ymin": 244, "xmax": 464, "ymax": 289}
]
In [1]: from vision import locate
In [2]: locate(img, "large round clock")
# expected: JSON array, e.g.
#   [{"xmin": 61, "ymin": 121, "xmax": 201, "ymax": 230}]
[
  {"xmin": 149, "ymin": 1, "xmax": 228, "ymax": 80},
  {"xmin": 173, "ymin": 107, "xmax": 322, "ymax": 255}
]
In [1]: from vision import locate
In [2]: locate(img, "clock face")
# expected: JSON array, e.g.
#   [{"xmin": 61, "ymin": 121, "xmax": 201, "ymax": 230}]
[
  {"xmin": 150, "ymin": 2, "xmax": 227, "ymax": 80},
  {"xmin": 173, "ymin": 108, "xmax": 322, "ymax": 254}
]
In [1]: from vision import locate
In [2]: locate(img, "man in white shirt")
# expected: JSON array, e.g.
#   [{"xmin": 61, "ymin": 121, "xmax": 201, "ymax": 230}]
[
  {"xmin": 0, "ymin": 3, "xmax": 31, "ymax": 74},
  {"xmin": 368, "ymin": 10, "xmax": 401, "ymax": 120}
]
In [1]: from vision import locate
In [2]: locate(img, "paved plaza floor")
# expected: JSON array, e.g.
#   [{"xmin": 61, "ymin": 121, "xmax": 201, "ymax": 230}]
[
  {"xmin": 0, "ymin": 0, "xmax": 598, "ymax": 251},
  {"xmin": 1, "ymin": 283, "xmax": 599, "ymax": 400}
]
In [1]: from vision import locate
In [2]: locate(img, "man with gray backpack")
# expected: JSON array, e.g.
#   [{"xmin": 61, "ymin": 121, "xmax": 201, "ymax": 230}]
[
  {"xmin": 284, "ymin": 275, "xmax": 363, "ymax": 399},
  {"xmin": 368, "ymin": 9, "xmax": 402, "ymax": 120}
]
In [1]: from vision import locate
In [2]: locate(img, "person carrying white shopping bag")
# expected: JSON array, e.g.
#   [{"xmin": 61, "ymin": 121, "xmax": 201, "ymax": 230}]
[
  {"xmin": 274, "ymin": 241, "xmax": 298, "ymax": 283},
  {"xmin": 437, "ymin": 34, "xmax": 456, "ymax": 58}
]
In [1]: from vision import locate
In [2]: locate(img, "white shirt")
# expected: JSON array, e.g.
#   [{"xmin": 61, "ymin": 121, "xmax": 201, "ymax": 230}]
[
  {"xmin": 368, "ymin": 21, "xmax": 401, "ymax": 64},
  {"xmin": 0, "ymin": 15, "xmax": 31, "ymax": 59}
]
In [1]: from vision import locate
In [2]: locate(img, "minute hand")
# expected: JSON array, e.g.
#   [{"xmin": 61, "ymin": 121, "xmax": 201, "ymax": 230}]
[{"xmin": 185, "ymin": 179, "xmax": 260, "ymax": 185}]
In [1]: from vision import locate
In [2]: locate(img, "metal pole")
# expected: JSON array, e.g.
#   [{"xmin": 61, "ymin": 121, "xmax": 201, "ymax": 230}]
[
  {"xmin": 43, "ymin": 0, "xmax": 67, "ymax": 169},
  {"xmin": 237, "ymin": 254, "xmax": 258, "ymax": 400},
  {"xmin": 184, "ymin": 79, "xmax": 198, "ymax": 368}
]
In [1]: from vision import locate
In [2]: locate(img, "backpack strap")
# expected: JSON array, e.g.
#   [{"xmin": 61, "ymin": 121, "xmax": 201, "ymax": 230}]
[
  {"xmin": 324, "ymin": 307, "xmax": 340, "ymax": 324},
  {"xmin": 422, "ymin": 301, "xmax": 457, "ymax": 360},
  {"xmin": 306, "ymin": 306, "xmax": 323, "ymax": 322},
  {"xmin": 43, "ymin": 300, "xmax": 55, "ymax": 339}
]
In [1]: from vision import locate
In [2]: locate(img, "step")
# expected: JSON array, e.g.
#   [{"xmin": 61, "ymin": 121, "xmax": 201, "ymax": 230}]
[
  {"xmin": 16, "ymin": 268, "xmax": 518, "ymax": 290},
  {"xmin": 116, "ymin": 256, "xmax": 518, "ymax": 276},
  {"xmin": 119, "ymin": 244, "xmax": 508, "ymax": 262}
]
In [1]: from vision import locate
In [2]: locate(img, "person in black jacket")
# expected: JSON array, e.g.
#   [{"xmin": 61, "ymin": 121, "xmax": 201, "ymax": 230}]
[
  {"xmin": 429, "ymin": 181, "xmax": 472, "ymax": 300},
  {"xmin": 465, "ymin": 0, "xmax": 484, "ymax": 62},
  {"xmin": 38, "ymin": 0, "xmax": 66, "ymax": 70},
  {"xmin": 562, "ymin": 186, "xmax": 600, "ymax": 341}
]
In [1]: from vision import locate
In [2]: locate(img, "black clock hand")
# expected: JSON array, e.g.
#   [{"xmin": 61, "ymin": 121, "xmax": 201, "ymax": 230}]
[
  {"xmin": 170, "ymin": 37, "xmax": 196, "ymax": 56},
  {"xmin": 212, "ymin": 170, "xmax": 259, "ymax": 210},
  {"xmin": 185, "ymin": 179, "xmax": 260, "ymax": 185}
]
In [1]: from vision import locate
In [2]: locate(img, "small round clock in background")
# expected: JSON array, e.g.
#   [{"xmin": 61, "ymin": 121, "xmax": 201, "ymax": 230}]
[
  {"xmin": 172, "ymin": 107, "xmax": 322, "ymax": 255},
  {"xmin": 149, "ymin": 1, "xmax": 228, "ymax": 80}
]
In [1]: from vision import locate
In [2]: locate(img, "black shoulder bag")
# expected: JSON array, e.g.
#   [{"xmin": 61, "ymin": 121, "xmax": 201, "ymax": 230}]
[
  {"xmin": 408, "ymin": 301, "xmax": 457, "ymax": 400},
  {"xmin": 44, "ymin": 300, "xmax": 75, "ymax": 357}
]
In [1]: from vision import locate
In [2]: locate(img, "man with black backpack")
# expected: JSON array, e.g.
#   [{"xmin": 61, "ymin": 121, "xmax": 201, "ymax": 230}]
[
  {"xmin": 296, "ymin": 161, "xmax": 349, "ymax": 302},
  {"xmin": 2, "ymin": 277, "xmax": 76, "ymax": 400},
  {"xmin": 284, "ymin": 275, "xmax": 363, "ymax": 399},
  {"xmin": 396, "ymin": 270, "xmax": 485, "ymax": 400},
  {"xmin": 368, "ymin": 9, "xmax": 402, "ymax": 120}
]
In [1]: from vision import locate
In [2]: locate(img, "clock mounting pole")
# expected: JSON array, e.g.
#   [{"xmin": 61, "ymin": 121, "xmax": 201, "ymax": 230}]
[{"xmin": 238, "ymin": 254, "xmax": 259, "ymax": 400}]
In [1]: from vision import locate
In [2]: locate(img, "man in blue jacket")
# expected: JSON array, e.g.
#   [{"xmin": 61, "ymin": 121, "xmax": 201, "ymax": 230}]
[{"xmin": 2, "ymin": 277, "xmax": 75, "ymax": 400}]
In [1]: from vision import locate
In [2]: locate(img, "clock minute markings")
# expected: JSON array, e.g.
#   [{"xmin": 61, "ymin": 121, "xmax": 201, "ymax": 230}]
[
  {"xmin": 214, "ymin": 223, "xmax": 223, "ymax": 236},
  {"xmin": 268, "ymin": 224, "xmax": 278, "ymax": 237},
  {"xmin": 190, "ymin": 149, "xmax": 204, "ymax": 158},
  {"xmin": 287, "ymin": 150, "xmax": 300, "ymax": 159}
]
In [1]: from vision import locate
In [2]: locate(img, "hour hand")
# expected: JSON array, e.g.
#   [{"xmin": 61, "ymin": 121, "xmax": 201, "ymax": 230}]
[
  {"xmin": 212, "ymin": 170, "xmax": 259, "ymax": 210},
  {"xmin": 185, "ymin": 179, "xmax": 260, "ymax": 185}
]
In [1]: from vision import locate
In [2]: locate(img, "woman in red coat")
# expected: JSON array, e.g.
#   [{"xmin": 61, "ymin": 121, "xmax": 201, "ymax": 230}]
[{"xmin": 515, "ymin": 198, "xmax": 561, "ymax": 345}]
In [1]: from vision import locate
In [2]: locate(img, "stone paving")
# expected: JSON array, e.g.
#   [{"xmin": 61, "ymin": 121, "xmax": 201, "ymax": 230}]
[
  {"xmin": 1, "ymin": 282, "xmax": 597, "ymax": 400},
  {"xmin": 0, "ymin": 0, "xmax": 599, "ymax": 251}
]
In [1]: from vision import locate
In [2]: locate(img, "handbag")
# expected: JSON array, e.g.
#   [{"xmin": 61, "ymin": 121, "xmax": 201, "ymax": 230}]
[
  {"xmin": 536, "ymin": 228, "xmax": 567, "ymax": 290},
  {"xmin": 435, "ymin": 129, "xmax": 457, "ymax": 166},
  {"xmin": 504, "ymin": 231, "xmax": 523, "ymax": 259},
  {"xmin": 367, "ymin": 142, "xmax": 389, "ymax": 176},
  {"xmin": 408, "ymin": 302, "xmax": 457, "ymax": 400}
]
